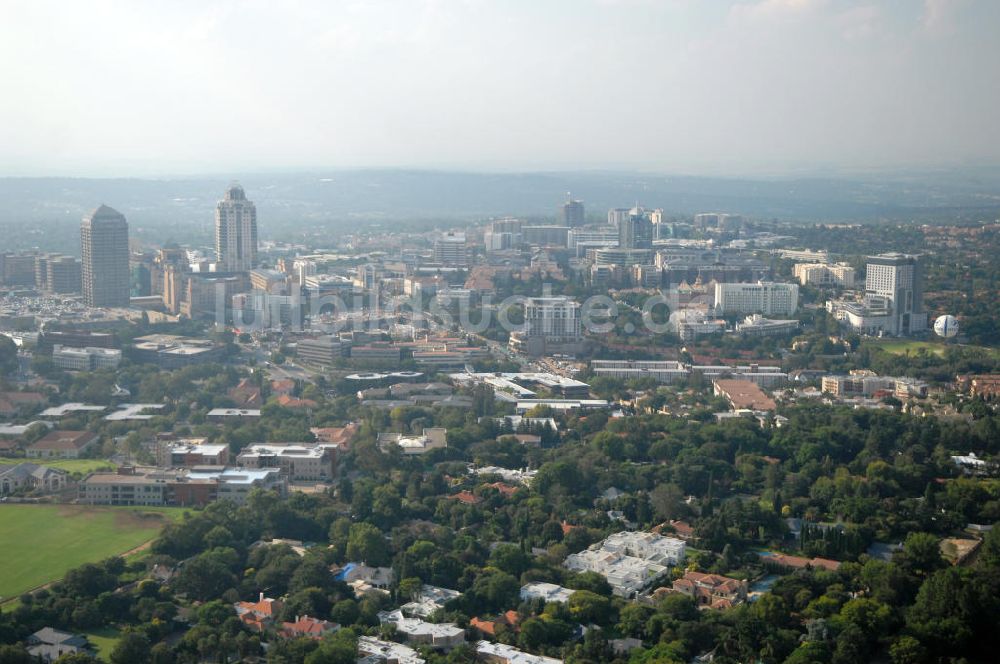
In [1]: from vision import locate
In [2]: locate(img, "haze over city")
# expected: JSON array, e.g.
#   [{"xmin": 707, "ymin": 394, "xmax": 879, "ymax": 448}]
[{"xmin": 2, "ymin": 0, "xmax": 999, "ymax": 177}]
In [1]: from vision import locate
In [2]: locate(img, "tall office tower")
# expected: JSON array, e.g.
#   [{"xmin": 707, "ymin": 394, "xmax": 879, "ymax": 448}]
[
  {"xmin": 559, "ymin": 198, "xmax": 585, "ymax": 227},
  {"xmin": 865, "ymin": 253, "xmax": 927, "ymax": 335},
  {"xmin": 608, "ymin": 208, "xmax": 631, "ymax": 227},
  {"xmin": 433, "ymin": 232, "xmax": 469, "ymax": 266},
  {"xmin": 619, "ymin": 209, "xmax": 653, "ymax": 249},
  {"xmin": 0, "ymin": 253, "xmax": 38, "ymax": 286},
  {"xmin": 81, "ymin": 205, "xmax": 130, "ymax": 308},
  {"xmin": 215, "ymin": 183, "xmax": 258, "ymax": 272},
  {"xmin": 46, "ymin": 256, "xmax": 82, "ymax": 294},
  {"xmin": 34, "ymin": 254, "xmax": 51, "ymax": 290}
]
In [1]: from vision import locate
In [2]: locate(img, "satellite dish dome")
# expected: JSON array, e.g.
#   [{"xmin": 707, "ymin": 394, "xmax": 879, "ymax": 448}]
[{"xmin": 933, "ymin": 315, "xmax": 959, "ymax": 338}]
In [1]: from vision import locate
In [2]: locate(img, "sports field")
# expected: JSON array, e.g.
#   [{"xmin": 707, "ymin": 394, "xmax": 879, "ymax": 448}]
[{"xmin": 0, "ymin": 504, "xmax": 183, "ymax": 602}]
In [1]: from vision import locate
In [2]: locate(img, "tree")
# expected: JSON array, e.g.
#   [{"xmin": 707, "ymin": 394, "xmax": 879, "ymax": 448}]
[
  {"xmin": 897, "ymin": 532, "xmax": 945, "ymax": 578},
  {"xmin": 346, "ymin": 522, "xmax": 389, "ymax": 566},
  {"xmin": 0, "ymin": 336, "xmax": 17, "ymax": 377},
  {"xmin": 110, "ymin": 632, "xmax": 151, "ymax": 664},
  {"xmin": 0, "ymin": 645, "xmax": 33, "ymax": 664},
  {"xmin": 174, "ymin": 553, "xmax": 237, "ymax": 601},
  {"xmin": 889, "ymin": 636, "xmax": 926, "ymax": 664},
  {"xmin": 567, "ymin": 589, "xmax": 613, "ymax": 625}
]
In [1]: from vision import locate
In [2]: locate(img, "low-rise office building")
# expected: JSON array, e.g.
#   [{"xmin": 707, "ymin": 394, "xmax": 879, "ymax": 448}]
[
  {"xmin": 237, "ymin": 443, "xmax": 336, "ymax": 481},
  {"xmin": 51, "ymin": 345, "xmax": 122, "ymax": 370},
  {"xmin": 79, "ymin": 466, "xmax": 286, "ymax": 506}
]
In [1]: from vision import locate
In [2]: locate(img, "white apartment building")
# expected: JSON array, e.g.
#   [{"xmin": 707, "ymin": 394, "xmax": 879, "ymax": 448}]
[
  {"xmin": 794, "ymin": 262, "xmax": 856, "ymax": 287},
  {"xmin": 433, "ymin": 232, "xmax": 469, "ymax": 266},
  {"xmin": 714, "ymin": 281, "xmax": 799, "ymax": 316},
  {"xmin": 590, "ymin": 360, "xmax": 689, "ymax": 384}
]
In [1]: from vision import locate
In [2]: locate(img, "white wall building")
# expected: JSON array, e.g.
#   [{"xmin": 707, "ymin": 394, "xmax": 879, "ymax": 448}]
[{"xmin": 714, "ymin": 281, "xmax": 799, "ymax": 316}]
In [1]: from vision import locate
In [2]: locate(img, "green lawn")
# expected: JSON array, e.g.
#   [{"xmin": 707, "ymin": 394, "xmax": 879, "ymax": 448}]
[
  {"xmin": 866, "ymin": 340, "xmax": 947, "ymax": 356},
  {"xmin": 866, "ymin": 339, "xmax": 1000, "ymax": 359},
  {"xmin": 83, "ymin": 626, "xmax": 123, "ymax": 662},
  {"xmin": 0, "ymin": 457, "xmax": 116, "ymax": 474},
  {"xmin": 0, "ymin": 504, "xmax": 182, "ymax": 602}
]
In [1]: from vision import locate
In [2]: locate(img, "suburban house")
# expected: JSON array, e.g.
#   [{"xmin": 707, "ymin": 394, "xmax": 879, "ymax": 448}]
[
  {"xmin": 227, "ymin": 378, "xmax": 262, "ymax": 408},
  {"xmin": 234, "ymin": 593, "xmax": 284, "ymax": 632},
  {"xmin": 26, "ymin": 628, "xmax": 89, "ymax": 663},
  {"xmin": 309, "ymin": 422, "xmax": 359, "ymax": 449},
  {"xmin": 469, "ymin": 611, "xmax": 521, "ymax": 637},
  {"xmin": 475, "ymin": 641, "xmax": 562, "ymax": 664},
  {"xmin": 280, "ymin": 615, "xmax": 339, "ymax": 640},
  {"xmin": 357, "ymin": 635, "xmax": 425, "ymax": 664},
  {"xmin": 667, "ymin": 571, "xmax": 749, "ymax": 609},
  {"xmin": 377, "ymin": 427, "xmax": 447, "ymax": 455},
  {"xmin": 377, "ymin": 610, "xmax": 465, "ymax": 649},
  {"xmin": 332, "ymin": 562, "xmax": 395, "ymax": 595},
  {"xmin": 26, "ymin": 430, "xmax": 99, "ymax": 459},
  {"xmin": 0, "ymin": 463, "xmax": 69, "ymax": 495}
]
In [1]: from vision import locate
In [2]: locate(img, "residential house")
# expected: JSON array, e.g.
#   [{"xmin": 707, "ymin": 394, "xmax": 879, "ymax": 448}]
[
  {"xmin": 469, "ymin": 611, "xmax": 521, "ymax": 638},
  {"xmin": 228, "ymin": 378, "xmax": 262, "ymax": 408},
  {"xmin": 357, "ymin": 635, "xmax": 425, "ymax": 664},
  {"xmin": 667, "ymin": 571, "xmax": 748, "ymax": 609},
  {"xmin": 475, "ymin": 641, "xmax": 563, "ymax": 664},
  {"xmin": 400, "ymin": 585, "xmax": 462, "ymax": 618},
  {"xmin": 280, "ymin": 615, "xmax": 339, "ymax": 640},
  {"xmin": 377, "ymin": 610, "xmax": 465, "ymax": 649},
  {"xmin": 234, "ymin": 593, "xmax": 284, "ymax": 632},
  {"xmin": 26, "ymin": 628, "xmax": 89, "ymax": 663}
]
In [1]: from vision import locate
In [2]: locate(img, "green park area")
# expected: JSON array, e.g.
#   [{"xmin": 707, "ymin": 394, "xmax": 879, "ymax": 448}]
[{"xmin": 0, "ymin": 504, "xmax": 184, "ymax": 603}]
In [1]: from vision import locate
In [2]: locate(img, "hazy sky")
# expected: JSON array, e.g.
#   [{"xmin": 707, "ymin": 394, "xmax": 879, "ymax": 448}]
[{"xmin": 1, "ymin": 0, "xmax": 998, "ymax": 177}]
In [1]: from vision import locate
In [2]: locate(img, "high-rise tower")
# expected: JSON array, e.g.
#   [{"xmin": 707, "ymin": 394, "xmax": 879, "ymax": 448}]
[
  {"xmin": 559, "ymin": 198, "xmax": 585, "ymax": 227},
  {"xmin": 865, "ymin": 253, "xmax": 926, "ymax": 335},
  {"xmin": 81, "ymin": 205, "xmax": 130, "ymax": 308},
  {"xmin": 215, "ymin": 184, "xmax": 258, "ymax": 272}
]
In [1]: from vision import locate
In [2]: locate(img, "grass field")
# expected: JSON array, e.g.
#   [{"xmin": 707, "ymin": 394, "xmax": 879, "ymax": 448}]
[
  {"xmin": 0, "ymin": 504, "xmax": 184, "ymax": 602},
  {"xmin": 866, "ymin": 340, "xmax": 1000, "ymax": 359},
  {"xmin": 866, "ymin": 340, "xmax": 948, "ymax": 356},
  {"xmin": 83, "ymin": 626, "xmax": 123, "ymax": 662},
  {"xmin": 0, "ymin": 458, "xmax": 116, "ymax": 474}
]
